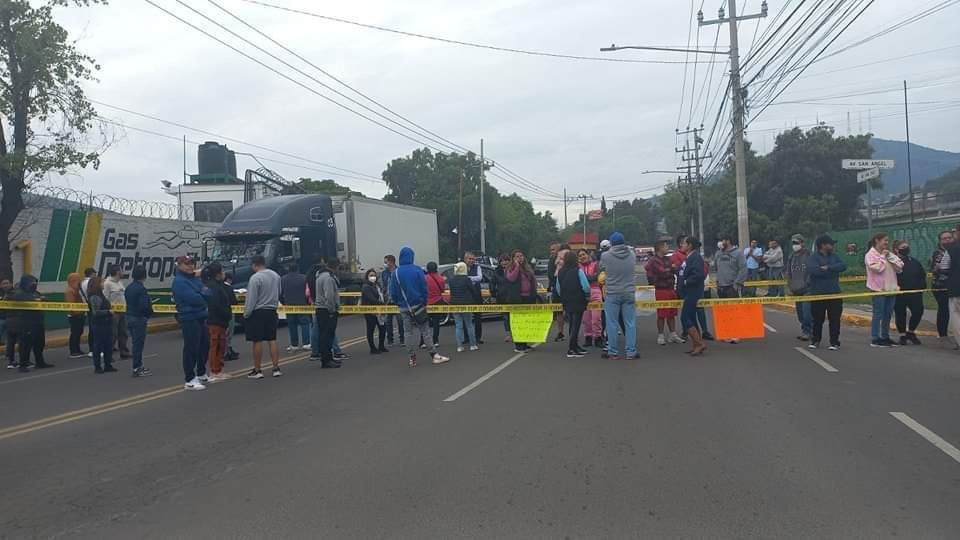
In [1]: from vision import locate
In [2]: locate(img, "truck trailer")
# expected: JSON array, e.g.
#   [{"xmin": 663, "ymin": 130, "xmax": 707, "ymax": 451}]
[{"xmin": 206, "ymin": 194, "xmax": 439, "ymax": 288}]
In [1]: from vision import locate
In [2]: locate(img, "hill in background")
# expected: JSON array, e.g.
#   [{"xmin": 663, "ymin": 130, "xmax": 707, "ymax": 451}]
[{"xmin": 869, "ymin": 138, "xmax": 960, "ymax": 196}]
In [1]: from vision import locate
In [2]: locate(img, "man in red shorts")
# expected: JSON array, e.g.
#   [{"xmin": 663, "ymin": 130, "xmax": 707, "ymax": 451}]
[{"xmin": 646, "ymin": 240, "xmax": 685, "ymax": 345}]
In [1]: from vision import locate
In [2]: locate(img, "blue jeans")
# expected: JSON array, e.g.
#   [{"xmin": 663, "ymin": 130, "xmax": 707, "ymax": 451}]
[
  {"xmin": 604, "ymin": 291, "xmax": 637, "ymax": 357},
  {"xmin": 286, "ymin": 313, "xmax": 311, "ymax": 346},
  {"xmin": 126, "ymin": 315, "xmax": 147, "ymax": 371},
  {"xmin": 181, "ymin": 317, "xmax": 209, "ymax": 382},
  {"xmin": 681, "ymin": 288, "xmax": 703, "ymax": 332},
  {"xmin": 795, "ymin": 300, "xmax": 812, "ymax": 336},
  {"xmin": 871, "ymin": 295, "xmax": 896, "ymax": 341},
  {"xmin": 454, "ymin": 313, "xmax": 477, "ymax": 347},
  {"xmin": 90, "ymin": 321, "xmax": 113, "ymax": 370},
  {"xmin": 767, "ymin": 268, "xmax": 784, "ymax": 297},
  {"xmin": 745, "ymin": 268, "xmax": 759, "ymax": 296}
]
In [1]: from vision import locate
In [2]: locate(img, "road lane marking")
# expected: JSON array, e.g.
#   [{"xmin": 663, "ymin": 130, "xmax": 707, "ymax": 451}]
[
  {"xmin": 763, "ymin": 323, "xmax": 778, "ymax": 333},
  {"xmin": 0, "ymin": 336, "xmax": 365, "ymax": 441},
  {"xmin": 890, "ymin": 412, "xmax": 960, "ymax": 464},
  {"xmin": 794, "ymin": 346, "xmax": 838, "ymax": 372},
  {"xmin": 443, "ymin": 345, "xmax": 537, "ymax": 402},
  {"xmin": 0, "ymin": 365, "xmax": 91, "ymax": 385}
]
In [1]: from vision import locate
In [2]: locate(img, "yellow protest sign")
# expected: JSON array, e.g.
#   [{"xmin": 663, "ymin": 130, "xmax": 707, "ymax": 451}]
[
  {"xmin": 509, "ymin": 311, "xmax": 554, "ymax": 343},
  {"xmin": 712, "ymin": 303, "xmax": 765, "ymax": 340}
]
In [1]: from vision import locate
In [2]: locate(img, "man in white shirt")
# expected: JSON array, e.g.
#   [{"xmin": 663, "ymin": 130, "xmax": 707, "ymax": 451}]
[{"xmin": 102, "ymin": 264, "xmax": 130, "ymax": 358}]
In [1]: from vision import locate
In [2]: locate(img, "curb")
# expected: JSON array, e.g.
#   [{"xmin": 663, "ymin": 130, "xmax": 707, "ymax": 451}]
[
  {"xmin": 766, "ymin": 302, "xmax": 939, "ymax": 338},
  {"xmin": 0, "ymin": 320, "xmax": 180, "ymax": 353}
]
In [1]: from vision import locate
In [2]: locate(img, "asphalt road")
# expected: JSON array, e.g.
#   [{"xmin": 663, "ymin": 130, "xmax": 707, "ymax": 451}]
[{"xmin": 1, "ymin": 305, "xmax": 959, "ymax": 539}]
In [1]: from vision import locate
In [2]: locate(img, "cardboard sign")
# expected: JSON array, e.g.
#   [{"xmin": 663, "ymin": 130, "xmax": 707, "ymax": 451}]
[
  {"xmin": 712, "ymin": 303, "xmax": 765, "ymax": 340},
  {"xmin": 509, "ymin": 311, "xmax": 554, "ymax": 343}
]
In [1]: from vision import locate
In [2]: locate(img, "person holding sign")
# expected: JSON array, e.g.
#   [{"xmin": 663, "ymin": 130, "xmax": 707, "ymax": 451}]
[
  {"xmin": 807, "ymin": 235, "xmax": 847, "ymax": 350},
  {"xmin": 557, "ymin": 250, "xmax": 591, "ymax": 358},
  {"xmin": 505, "ymin": 249, "xmax": 539, "ymax": 353},
  {"xmin": 678, "ymin": 237, "xmax": 707, "ymax": 356}
]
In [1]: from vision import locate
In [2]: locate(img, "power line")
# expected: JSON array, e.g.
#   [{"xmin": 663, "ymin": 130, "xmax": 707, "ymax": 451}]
[
  {"xmin": 90, "ymin": 100, "xmax": 381, "ymax": 180},
  {"xmin": 143, "ymin": 0, "xmax": 560, "ymax": 199},
  {"xmin": 96, "ymin": 116, "xmax": 382, "ymax": 183},
  {"xmin": 234, "ymin": 0, "xmax": 720, "ymax": 65}
]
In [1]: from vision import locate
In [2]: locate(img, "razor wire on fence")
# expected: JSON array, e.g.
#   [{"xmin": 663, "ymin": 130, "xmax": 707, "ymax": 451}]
[{"xmin": 23, "ymin": 185, "xmax": 194, "ymax": 220}]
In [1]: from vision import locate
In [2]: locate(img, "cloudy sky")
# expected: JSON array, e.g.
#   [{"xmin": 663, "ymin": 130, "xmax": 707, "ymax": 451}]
[{"xmin": 51, "ymin": 0, "xmax": 959, "ymax": 220}]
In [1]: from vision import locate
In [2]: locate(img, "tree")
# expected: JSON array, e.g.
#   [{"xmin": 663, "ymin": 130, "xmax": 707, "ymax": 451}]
[
  {"xmin": 284, "ymin": 177, "xmax": 362, "ymax": 196},
  {"xmin": 382, "ymin": 148, "xmax": 558, "ymax": 260},
  {"xmin": 0, "ymin": 0, "xmax": 106, "ymax": 279}
]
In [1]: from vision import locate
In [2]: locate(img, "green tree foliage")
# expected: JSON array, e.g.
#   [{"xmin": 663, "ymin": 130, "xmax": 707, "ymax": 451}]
[
  {"xmin": 0, "ymin": 0, "xmax": 107, "ymax": 279},
  {"xmin": 660, "ymin": 124, "xmax": 873, "ymax": 247},
  {"xmin": 382, "ymin": 148, "xmax": 558, "ymax": 261},
  {"xmin": 285, "ymin": 177, "xmax": 362, "ymax": 196}
]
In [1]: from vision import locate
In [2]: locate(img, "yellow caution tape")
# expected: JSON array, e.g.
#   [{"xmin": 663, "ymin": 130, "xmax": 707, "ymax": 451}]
[{"xmin": 0, "ymin": 288, "xmax": 933, "ymax": 315}]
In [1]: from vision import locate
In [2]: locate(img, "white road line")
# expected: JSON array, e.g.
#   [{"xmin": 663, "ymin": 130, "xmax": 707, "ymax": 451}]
[
  {"xmin": 763, "ymin": 323, "xmax": 778, "ymax": 333},
  {"xmin": 443, "ymin": 345, "xmax": 536, "ymax": 402},
  {"xmin": 0, "ymin": 354, "xmax": 162, "ymax": 385},
  {"xmin": 890, "ymin": 412, "xmax": 960, "ymax": 464},
  {"xmin": 794, "ymin": 346, "xmax": 839, "ymax": 372}
]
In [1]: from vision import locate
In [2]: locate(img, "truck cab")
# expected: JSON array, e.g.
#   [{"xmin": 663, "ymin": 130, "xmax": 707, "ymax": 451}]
[{"xmin": 205, "ymin": 194, "xmax": 338, "ymax": 289}]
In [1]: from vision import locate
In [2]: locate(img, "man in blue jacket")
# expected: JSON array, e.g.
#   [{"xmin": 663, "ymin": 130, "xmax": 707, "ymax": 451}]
[
  {"xmin": 388, "ymin": 247, "xmax": 449, "ymax": 367},
  {"xmin": 172, "ymin": 255, "xmax": 210, "ymax": 391},
  {"xmin": 124, "ymin": 266, "xmax": 154, "ymax": 378}
]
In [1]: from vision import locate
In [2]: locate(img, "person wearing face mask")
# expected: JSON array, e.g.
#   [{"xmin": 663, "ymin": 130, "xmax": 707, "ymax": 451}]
[
  {"xmin": 865, "ymin": 232, "xmax": 904, "ymax": 347},
  {"xmin": 892, "ymin": 240, "xmax": 925, "ymax": 345},
  {"xmin": 713, "ymin": 235, "xmax": 747, "ymax": 344},
  {"xmin": 806, "ymin": 235, "xmax": 846, "ymax": 350},
  {"xmin": 361, "ymin": 269, "xmax": 388, "ymax": 355},
  {"xmin": 11, "ymin": 275, "xmax": 53, "ymax": 371},
  {"xmin": 785, "ymin": 234, "xmax": 813, "ymax": 341},
  {"xmin": 929, "ymin": 231, "xmax": 954, "ymax": 346}
]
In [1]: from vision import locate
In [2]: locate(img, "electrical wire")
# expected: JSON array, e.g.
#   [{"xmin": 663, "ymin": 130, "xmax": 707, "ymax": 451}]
[
  {"xmin": 233, "ymin": 0, "xmax": 719, "ymax": 65},
  {"xmin": 143, "ymin": 0, "xmax": 561, "ymax": 199}
]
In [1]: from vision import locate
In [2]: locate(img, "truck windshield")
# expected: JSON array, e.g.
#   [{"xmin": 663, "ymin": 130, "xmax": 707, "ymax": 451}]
[{"xmin": 211, "ymin": 238, "xmax": 272, "ymax": 261}]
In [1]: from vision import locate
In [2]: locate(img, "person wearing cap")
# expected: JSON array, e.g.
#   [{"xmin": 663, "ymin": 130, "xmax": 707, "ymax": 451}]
[
  {"xmin": 599, "ymin": 232, "xmax": 638, "ymax": 360},
  {"xmin": 785, "ymin": 233, "xmax": 813, "ymax": 340},
  {"xmin": 807, "ymin": 235, "xmax": 847, "ymax": 350},
  {"xmin": 172, "ymin": 255, "xmax": 210, "ymax": 391}
]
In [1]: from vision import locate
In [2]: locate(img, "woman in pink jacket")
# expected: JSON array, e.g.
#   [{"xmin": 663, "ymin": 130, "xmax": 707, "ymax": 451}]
[
  {"xmin": 578, "ymin": 249, "xmax": 603, "ymax": 347},
  {"xmin": 865, "ymin": 232, "xmax": 904, "ymax": 347}
]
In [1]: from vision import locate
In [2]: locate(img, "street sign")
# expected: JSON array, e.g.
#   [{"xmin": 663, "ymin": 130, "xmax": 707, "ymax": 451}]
[
  {"xmin": 842, "ymin": 159, "xmax": 895, "ymax": 170},
  {"xmin": 857, "ymin": 167, "xmax": 880, "ymax": 183}
]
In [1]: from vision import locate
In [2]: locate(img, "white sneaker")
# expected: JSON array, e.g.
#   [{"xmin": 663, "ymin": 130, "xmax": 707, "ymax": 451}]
[
  {"xmin": 669, "ymin": 333, "xmax": 686, "ymax": 344},
  {"xmin": 208, "ymin": 373, "xmax": 230, "ymax": 382},
  {"xmin": 184, "ymin": 378, "xmax": 206, "ymax": 391},
  {"xmin": 285, "ymin": 346, "xmax": 296, "ymax": 352},
  {"xmin": 469, "ymin": 345, "xmax": 479, "ymax": 351},
  {"xmin": 457, "ymin": 346, "xmax": 465, "ymax": 353},
  {"xmin": 301, "ymin": 344, "xmax": 311, "ymax": 350},
  {"xmin": 657, "ymin": 335, "xmax": 667, "ymax": 346},
  {"xmin": 197, "ymin": 374, "xmax": 210, "ymax": 383},
  {"xmin": 431, "ymin": 354, "xmax": 450, "ymax": 365}
]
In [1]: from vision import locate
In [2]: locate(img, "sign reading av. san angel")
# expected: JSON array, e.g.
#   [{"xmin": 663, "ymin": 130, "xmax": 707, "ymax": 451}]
[{"xmin": 841, "ymin": 159, "xmax": 895, "ymax": 170}]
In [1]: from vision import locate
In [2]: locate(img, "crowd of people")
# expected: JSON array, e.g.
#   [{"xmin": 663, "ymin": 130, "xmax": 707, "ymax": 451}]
[{"xmin": 4, "ymin": 225, "xmax": 960, "ymax": 388}]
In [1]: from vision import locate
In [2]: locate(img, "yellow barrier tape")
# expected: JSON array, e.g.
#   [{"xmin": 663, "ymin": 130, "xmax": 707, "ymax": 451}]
[{"xmin": 0, "ymin": 288, "xmax": 933, "ymax": 315}]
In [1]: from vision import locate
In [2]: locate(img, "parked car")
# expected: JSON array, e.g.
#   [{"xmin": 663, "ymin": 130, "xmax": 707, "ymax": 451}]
[
  {"xmin": 534, "ymin": 260, "xmax": 549, "ymax": 275},
  {"xmin": 436, "ymin": 263, "xmax": 502, "ymax": 325}
]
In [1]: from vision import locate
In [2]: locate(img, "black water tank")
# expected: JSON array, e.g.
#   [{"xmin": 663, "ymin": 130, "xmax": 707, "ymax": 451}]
[
  {"xmin": 227, "ymin": 149, "xmax": 237, "ymax": 178},
  {"xmin": 198, "ymin": 141, "xmax": 228, "ymax": 175}
]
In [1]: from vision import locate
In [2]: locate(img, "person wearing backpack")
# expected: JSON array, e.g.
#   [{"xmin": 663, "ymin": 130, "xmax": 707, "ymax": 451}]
[{"xmin": 388, "ymin": 247, "xmax": 450, "ymax": 367}]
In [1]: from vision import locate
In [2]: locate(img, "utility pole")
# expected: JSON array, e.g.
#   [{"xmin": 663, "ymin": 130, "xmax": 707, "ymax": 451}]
[
  {"xmin": 563, "ymin": 187, "xmax": 568, "ymax": 229},
  {"xmin": 700, "ymin": 0, "xmax": 767, "ymax": 249},
  {"xmin": 479, "ymin": 138, "xmax": 486, "ymax": 253},
  {"xmin": 576, "ymin": 194, "xmax": 593, "ymax": 248},
  {"xmin": 458, "ymin": 169, "xmax": 464, "ymax": 254},
  {"xmin": 903, "ymin": 80, "xmax": 915, "ymax": 223},
  {"xmin": 678, "ymin": 127, "xmax": 711, "ymax": 246}
]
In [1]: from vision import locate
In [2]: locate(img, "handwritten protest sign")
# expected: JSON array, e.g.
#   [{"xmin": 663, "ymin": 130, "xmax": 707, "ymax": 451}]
[
  {"xmin": 712, "ymin": 303, "xmax": 765, "ymax": 340},
  {"xmin": 509, "ymin": 311, "xmax": 554, "ymax": 343}
]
